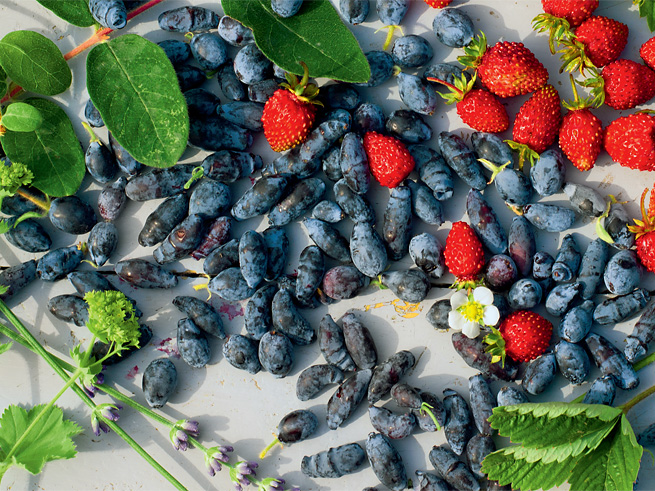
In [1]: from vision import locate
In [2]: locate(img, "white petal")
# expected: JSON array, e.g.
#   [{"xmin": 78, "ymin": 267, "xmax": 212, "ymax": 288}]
[
  {"xmin": 473, "ymin": 286, "xmax": 494, "ymax": 306},
  {"xmin": 462, "ymin": 321, "xmax": 481, "ymax": 339},
  {"xmin": 448, "ymin": 310, "xmax": 466, "ymax": 330},
  {"xmin": 483, "ymin": 305, "xmax": 500, "ymax": 326},
  {"xmin": 450, "ymin": 290, "xmax": 468, "ymax": 309}
]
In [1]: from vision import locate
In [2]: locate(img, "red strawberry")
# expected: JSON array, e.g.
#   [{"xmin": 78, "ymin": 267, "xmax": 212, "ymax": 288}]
[
  {"xmin": 604, "ymin": 113, "xmax": 655, "ymax": 172},
  {"xmin": 508, "ymin": 84, "xmax": 562, "ymax": 168},
  {"xmin": 573, "ymin": 16, "xmax": 628, "ymax": 68},
  {"xmin": 261, "ymin": 63, "xmax": 320, "ymax": 152},
  {"xmin": 558, "ymin": 76, "xmax": 602, "ymax": 171},
  {"xmin": 458, "ymin": 33, "xmax": 549, "ymax": 98},
  {"xmin": 428, "ymin": 73, "xmax": 509, "ymax": 133},
  {"xmin": 628, "ymin": 185, "xmax": 655, "ymax": 274},
  {"xmin": 362, "ymin": 132, "xmax": 414, "ymax": 188},
  {"xmin": 584, "ymin": 59, "xmax": 655, "ymax": 110},
  {"xmin": 484, "ymin": 310, "xmax": 552, "ymax": 364},
  {"xmin": 640, "ymin": 35, "xmax": 655, "ymax": 70},
  {"xmin": 424, "ymin": 0, "xmax": 453, "ymax": 7},
  {"xmin": 443, "ymin": 221, "xmax": 485, "ymax": 287},
  {"xmin": 541, "ymin": 0, "xmax": 598, "ymax": 27}
]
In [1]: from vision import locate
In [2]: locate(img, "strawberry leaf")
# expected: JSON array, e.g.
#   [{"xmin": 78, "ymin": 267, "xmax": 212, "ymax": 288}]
[
  {"xmin": 569, "ymin": 415, "xmax": 642, "ymax": 491},
  {"xmin": 222, "ymin": 0, "xmax": 370, "ymax": 84},
  {"xmin": 0, "ymin": 404, "xmax": 82, "ymax": 480},
  {"xmin": 639, "ymin": 0, "xmax": 655, "ymax": 32}
]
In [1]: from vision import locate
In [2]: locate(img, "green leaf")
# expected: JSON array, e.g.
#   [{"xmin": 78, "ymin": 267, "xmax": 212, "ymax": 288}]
[
  {"xmin": 482, "ymin": 445, "xmax": 577, "ymax": 490},
  {"xmin": 222, "ymin": 0, "xmax": 370, "ymax": 83},
  {"xmin": 1, "ymin": 103, "xmax": 43, "ymax": 132},
  {"xmin": 86, "ymin": 35, "xmax": 189, "ymax": 168},
  {"xmin": 0, "ymin": 31, "xmax": 71, "ymax": 96},
  {"xmin": 490, "ymin": 403, "xmax": 621, "ymax": 460},
  {"xmin": 0, "ymin": 404, "xmax": 82, "ymax": 479},
  {"xmin": 0, "ymin": 341, "xmax": 12, "ymax": 355},
  {"xmin": 0, "ymin": 98, "xmax": 85, "ymax": 197},
  {"xmin": 0, "ymin": 65, "xmax": 6, "ymax": 98},
  {"xmin": 639, "ymin": 0, "xmax": 655, "ymax": 32},
  {"xmin": 0, "ymin": 219, "xmax": 10, "ymax": 234},
  {"xmin": 569, "ymin": 415, "xmax": 643, "ymax": 491},
  {"xmin": 35, "ymin": 0, "xmax": 95, "ymax": 27}
]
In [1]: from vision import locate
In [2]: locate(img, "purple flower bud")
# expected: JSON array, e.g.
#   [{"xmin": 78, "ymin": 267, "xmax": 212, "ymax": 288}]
[
  {"xmin": 170, "ymin": 428, "xmax": 189, "ymax": 451},
  {"xmin": 177, "ymin": 419, "xmax": 200, "ymax": 437},
  {"xmin": 100, "ymin": 404, "xmax": 121, "ymax": 422},
  {"xmin": 91, "ymin": 416, "xmax": 110, "ymax": 436},
  {"xmin": 235, "ymin": 461, "xmax": 257, "ymax": 476}
]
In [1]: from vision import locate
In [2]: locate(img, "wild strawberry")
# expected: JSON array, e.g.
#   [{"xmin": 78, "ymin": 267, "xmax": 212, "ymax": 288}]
[
  {"xmin": 443, "ymin": 221, "xmax": 485, "ymax": 288},
  {"xmin": 508, "ymin": 84, "xmax": 562, "ymax": 169},
  {"xmin": 583, "ymin": 59, "xmax": 655, "ymax": 110},
  {"xmin": 558, "ymin": 76, "xmax": 602, "ymax": 171},
  {"xmin": 604, "ymin": 113, "xmax": 655, "ymax": 172},
  {"xmin": 458, "ymin": 32, "xmax": 549, "ymax": 98},
  {"xmin": 261, "ymin": 63, "xmax": 320, "ymax": 152},
  {"xmin": 573, "ymin": 16, "xmax": 628, "ymax": 68},
  {"xmin": 424, "ymin": 0, "xmax": 453, "ymax": 7},
  {"xmin": 640, "ymin": 36, "xmax": 655, "ymax": 70},
  {"xmin": 628, "ymin": 185, "xmax": 655, "ymax": 274},
  {"xmin": 541, "ymin": 0, "xmax": 597, "ymax": 27},
  {"xmin": 484, "ymin": 310, "xmax": 552, "ymax": 364},
  {"xmin": 428, "ymin": 73, "xmax": 509, "ymax": 133},
  {"xmin": 362, "ymin": 132, "xmax": 414, "ymax": 188}
]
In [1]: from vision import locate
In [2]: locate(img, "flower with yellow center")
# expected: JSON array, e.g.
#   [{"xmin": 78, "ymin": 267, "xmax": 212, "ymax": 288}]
[{"xmin": 448, "ymin": 286, "xmax": 500, "ymax": 338}]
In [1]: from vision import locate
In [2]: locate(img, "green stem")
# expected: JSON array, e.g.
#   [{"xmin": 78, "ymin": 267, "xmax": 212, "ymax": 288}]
[
  {"xmin": 97, "ymin": 383, "xmax": 176, "ymax": 430},
  {"xmin": 0, "ymin": 300, "xmax": 187, "ymax": 490},
  {"xmin": 620, "ymin": 384, "xmax": 655, "ymax": 414},
  {"xmin": 4, "ymin": 367, "xmax": 83, "ymax": 461},
  {"xmin": 420, "ymin": 402, "xmax": 441, "ymax": 431},
  {"xmin": 15, "ymin": 188, "xmax": 50, "ymax": 211},
  {"xmin": 259, "ymin": 437, "xmax": 280, "ymax": 459},
  {"xmin": 81, "ymin": 121, "xmax": 100, "ymax": 144}
]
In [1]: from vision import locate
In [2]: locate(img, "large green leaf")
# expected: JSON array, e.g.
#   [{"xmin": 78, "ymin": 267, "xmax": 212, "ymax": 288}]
[
  {"xmin": 86, "ymin": 35, "xmax": 189, "ymax": 168},
  {"xmin": 1, "ymin": 102, "xmax": 43, "ymax": 132},
  {"xmin": 35, "ymin": 0, "xmax": 95, "ymax": 27},
  {"xmin": 0, "ymin": 65, "xmax": 6, "ymax": 97},
  {"xmin": 222, "ymin": 0, "xmax": 370, "ymax": 83},
  {"xmin": 569, "ymin": 416, "xmax": 643, "ymax": 491},
  {"xmin": 0, "ymin": 404, "xmax": 82, "ymax": 481},
  {"xmin": 0, "ymin": 31, "xmax": 71, "ymax": 96},
  {"xmin": 0, "ymin": 98, "xmax": 85, "ymax": 197},
  {"xmin": 639, "ymin": 0, "xmax": 655, "ymax": 32}
]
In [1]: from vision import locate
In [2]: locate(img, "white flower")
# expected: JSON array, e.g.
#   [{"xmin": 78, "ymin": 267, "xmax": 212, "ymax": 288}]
[{"xmin": 448, "ymin": 286, "xmax": 500, "ymax": 339}]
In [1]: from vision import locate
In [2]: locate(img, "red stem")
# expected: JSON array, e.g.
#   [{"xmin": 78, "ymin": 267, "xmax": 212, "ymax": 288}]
[
  {"xmin": 426, "ymin": 77, "xmax": 462, "ymax": 96},
  {"xmin": 0, "ymin": 0, "xmax": 166, "ymax": 104}
]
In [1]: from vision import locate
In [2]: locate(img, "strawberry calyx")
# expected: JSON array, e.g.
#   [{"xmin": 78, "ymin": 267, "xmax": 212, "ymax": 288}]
[
  {"xmin": 458, "ymin": 32, "xmax": 488, "ymax": 69},
  {"xmin": 578, "ymin": 67, "xmax": 605, "ymax": 107},
  {"xmin": 478, "ymin": 158, "xmax": 511, "ymax": 185},
  {"xmin": 279, "ymin": 62, "xmax": 322, "ymax": 106},
  {"xmin": 557, "ymin": 36, "xmax": 595, "ymax": 75},
  {"xmin": 428, "ymin": 72, "xmax": 475, "ymax": 105},
  {"xmin": 450, "ymin": 275, "xmax": 484, "ymax": 292},
  {"xmin": 532, "ymin": 13, "xmax": 573, "ymax": 55},
  {"xmin": 627, "ymin": 185, "xmax": 655, "ymax": 239},
  {"xmin": 504, "ymin": 140, "xmax": 539, "ymax": 171},
  {"xmin": 483, "ymin": 326, "xmax": 507, "ymax": 367},
  {"xmin": 562, "ymin": 74, "xmax": 594, "ymax": 111}
]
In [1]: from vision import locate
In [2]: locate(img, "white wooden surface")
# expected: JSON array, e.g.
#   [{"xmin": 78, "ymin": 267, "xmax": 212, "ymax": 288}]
[{"xmin": 1, "ymin": 1, "xmax": 655, "ymax": 490}]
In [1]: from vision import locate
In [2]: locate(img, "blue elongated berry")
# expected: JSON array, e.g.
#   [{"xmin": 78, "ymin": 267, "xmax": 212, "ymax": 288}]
[
  {"xmin": 175, "ymin": 65, "xmax": 206, "ymax": 92},
  {"xmin": 604, "ymin": 250, "xmax": 642, "ymax": 295},
  {"xmin": 437, "ymin": 132, "xmax": 486, "ymax": 190},
  {"xmin": 451, "ymin": 332, "xmax": 519, "ymax": 381},
  {"xmin": 409, "ymin": 232, "xmax": 445, "ymax": 278},
  {"xmin": 88, "ymin": 222, "xmax": 118, "ymax": 267},
  {"xmin": 467, "ymin": 435, "xmax": 495, "ymax": 478},
  {"xmin": 322, "ymin": 146, "xmax": 343, "ymax": 181},
  {"xmin": 383, "ymin": 185, "xmax": 413, "ymax": 260},
  {"xmin": 203, "ymin": 239, "xmax": 240, "ymax": 276},
  {"xmin": 322, "ymin": 265, "xmax": 369, "ymax": 300},
  {"xmin": 37, "ymin": 245, "xmax": 84, "ymax": 281},
  {"xmin": 625, "ymin": 301, "xmax": 655, "ymax": 363},
  {"xmin": 296, "ymin": 245, "xmax": 324, "ymax": 304},
  {"xmin": 340, "ymin": 0, "xmax": 369, "ymax": 24},
  {"xmin": 223, "ymin": 334, "xmax": 261, "ymax": 374},
  {"xmin": 322, "ymin": 84, "xmax": 360, "ymax": 110},
  {"xmin": 529, "ymin": 148, "xmax": 566, "ymax": 197},
  {"xmin": 391, "ymin": 35, "xmax": 433, "ymax": 68},
  {"xmin": 577, "ymin": 238, "xmax": 609, "ymax": 299},
  {"xmin": 115, "ymin": 259, "xmax": 178, "ymax": 289},
  {"xmin": 376, "ymin": 0, "xmax": 409, "ymax": 25},
  {"xmin": 157, "ymin": 40, "xmax": 191, "ymax": 66},
  {"xmin": 442, "ymin": 388, "xmax": 473, "ymax": 456},
  {"xmin": 238, "ymin": 230, "xmax": 267, "ymax": 289},
  {"xmin": 593, "ymin": 289, "xmax": 650, "ymax": 325},
  {"xmin": 386, "ymin": 110, "xmax": 432, "ymax": 144},
  {"xmin": 67, "ymin": 270, "xmax": 115, "ymax": 295},
  {"xmin": 369, "ymin": 406, "xmax": 416, "ymax": 440},
  {"xmin": 192, "ymin": 216, "xmax": 231, "ymax": 260},
  {"xmin": 272, "ymin": 289, "xmax": 315, "ymax": 345},
  {"xmin": 355, "ymin": 51, "xmax": 394, "ymax": 88},
  {"xmin": 232, "ymin": 176, "xmax": 289, "ymax": 221},
  {"xmin": 234, "ymin": 44, "xmax": 272, "ymax": 84},
  {"xmin": 333, "ymin": 178, "xmax": 375, "ymax": 223},
  {"xmin": 414, "ymin": 470, "xmax": 450, "ymax": 491},
  {"xmin": 125, "ymin": 165, "xmax": 196, "ymax": 201},
  {"xmin": 468, "ymin": 374, "xmax": 495, "ymax": 436},
  {"xmin": 340, "ymin": 132, "xmax": 370, "ymax": 195},
  {"xmin": 408, "ymin": 144, "xmax": 454, "ymax": 201},
  {"xmin": 380, "ymin": 269, "xmax": 431, "ymax": 303},
  {"xmin": 319, "ymin": 314, "xmax": 356, "ymax": 371},
  {"xmin": 138, "ymin": 194, "xmax": 188, "ymax": 247},
  {"xmin": 89, "ymin": 0, "xmax": 126, "ymax": 29},
  {"xmin": 0, "ymin": 260, "xmax": 37, "ymax": 302},
  {"xmin": 496, "ymin": 386, "xmax": 529, "ymax": 407},
  {"xmin": 98, "ymin": 176, "xmax": 127, "ymax": 222},
  {"xmin": 84, "ymin": 99, "xmax": 104, "ymax": 127},
  {"xmin": 217, "ymin": 16, "xmax": 254, "ymax": 46},
  {"xmin": 327, "ymin": 369, "xmax": 372, "ymax": 429},
  {"xmin": 342, "ymin": 312, "xmax": 378, "ymax": 370},
  {"xmin": 49, "ymin": 196, "xmax": 97, "ymax": 235},
  {"xmin": 216, "ymin": 102, "xmax": 264, "ymax": 131},
  {"xmin": 604, "ymin": 202, "xmax": 635, "ymax": 250},
  {"xmin": 583, "ymin": 375, "xmax": 616, "ymax": 406},
  {"xmin": 312, "ymin": 200, "xmax": 345, "ymax": 223},
  {"xmin": 405, "ymin": 179, "xmax": 444, "ymax": 226},
  {"xmin": 244, "ymin": 283, "xmax": 277, "ymax": 340},
  {"xmin": 259, "ymin": 330, "xmax": 294, "ymax": 378},
  {"xmin": 351, "ymin": 222, "xmax": 388, "ymax": 277},
  {"xmin": 262, "ymin": 226, "xmax": 288, "ymax": 281},
  {"xmin": 189, "ymin": 179, "xmax": 231, "ymax": 219},
  {"xmin": 559, "ymin": 300, "xmax": 594, "ymax": 343},
  {"xmin": 552, "ymin": 234, "xmax": 581, "ymax": 283},
  {"xmin": 585, "ymin": 333, "xmax": 639, "ymax": 390},
  {"xmin": 268, "ymin": 178, "xmax": 325, "ymax": 227},
  {"xmin": 301, "ymin": 443, "xmax": 366, "ymax": 478},
  {"xmin": 47, "ymin": 294, "xmax": 89, "ymax": 326},
  {"xmin": 5, "ymin": 218, "xmax": 51, "ymax": 253},
  {"xmin": 271, "ymin": 0, "xmax": 303, "ymax": 17},
  {"xmin": 545, "ymin": 281, "xmax": 581, "ymax": 316},
  {"xmin": 189, "ymin": 33, "xmax": 228, "ymax": 71},
  {"xmin": 202, "ymin": 150, "xmax": 262, "ymax": 183},
  {"xmin": 217, "ymin": 64, "xmax": 246, "ymax": 101},
  {"xmin": 397, "ymin": 73, "xmax": 438, "ymax": 115},
  {"xmin": 142, "ymin": 358, "xmax": 177, "ymax": 408},
  {"xmin": 158, "ymin": 6, "xmax": 219, "ymax": 32},
  {"xmin": 173, "ymin": 295, "xmax": 225, "ymax": 339},
  {"xmin": 564, "ymin": 182, "xmax": 607, "ymax": 218},
  {"xmin": 247, "ymin": 78, "xmax": 279, "ymax": 103},
  {"xmin": 177, "ymin": 318, "xmax": 211, "ymax": 369},
  {"xmin": 471, "ymin": 132, "xmax": 513, "ymax": 165},
  {"xmin": 485, "ymin": 255, "xmax": 518, "ymax": 291},
  {"xmin": 428, "ymin": 445, "xmax": 480, "ymax": 491},
  {"xmin": 153, "ymin": 214, "xmax": 206, "ymax": 264},
  {"xmin": 479, "ymin": 159, "xmax": 532, "ymax": 207},
  {"xmin": 297, "ymin": 364, "xmax": 344, "ymax": 401},
  {"xmin": 423, "ymin": 62, "xmax": 468, "ymax": 87},
  {"xmin": 208, "ymin": 267, "xmax": 255, "ymax": 301},
  {"xmin": 532, "ymin": 250, "xmax": 555, "ymax": 285},
  {"xmin": 466, "ymin": 189, "xmax": 508, "ymax": 254},
  {"xmin": 322, "ymin": 109, "xmax": 352, "ymax": 130},
  {"xmin": 300, "ymin": 120, "xmax": 350, "ymax": 166},
  {"xmin": 555, "ymin": 340, "xmax": 590, "ymax": 385},
  {"xmin": 189, "ymin": 116, "xmax": 253, "ymax": 151},
  {"xmin": 523, "ymin": 203, "xmax": 576, "ymax": 232},
  {"xmin": 353, "ymin": 102, "xmax": 386, "ymax": 134},
  {"xmin": 522, "ymin": 352, "xmax": 556, "ymax": 395},
  {"xmin": 108, "ymin": 132, "xmax": 142, "ymax": 176},
  {"xmin": 508, "ymin": 216, "xmax": 535, "ymax": 277},
  {"xmin": 432, "ymin": 8, "xmax": 474, "ymax": 47}
]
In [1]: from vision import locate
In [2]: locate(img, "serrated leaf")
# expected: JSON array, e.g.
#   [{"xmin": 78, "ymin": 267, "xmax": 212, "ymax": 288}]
[
  {"xmin": 0, "ymin": 98, "xmax": 85, "ymax": 197},
  {"xmin": 482, "ymin": 446, "xmax": 577, "ymax": 491},
  {"xmin": 640, "ymin": 0, "xmax": 655, "ymax": 32},
  {"xmin": 222, "ymin": 0, "xmax": 370, "ymax": 83},
  {"xmin": 35, "ymin": 0, "xmax": 95, "ymax": 27},
  {"xmin": 0, "ymin": 404, "xmax": 82, "ymax": 478},
  {"xmin": 0, "ymin": 31, "xmax": 71, "ymax": 96},
  {"xmin": 1, "ymin": 102, "xmax": 43, "ymax": 132},
  {"xmin": 569, "ymin": 415, "xmax": 642, "ymax": 491},
  {"xmin": 0, "ymin": 341, "xmax": 12, "ymax": 355},
  {"xmin": 86, "ymin": 35, "xmax": 189, "ymax": 168},
  {"xmin": 489, "ymin": 403, "xmax": 621, "ymax": 460}
]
